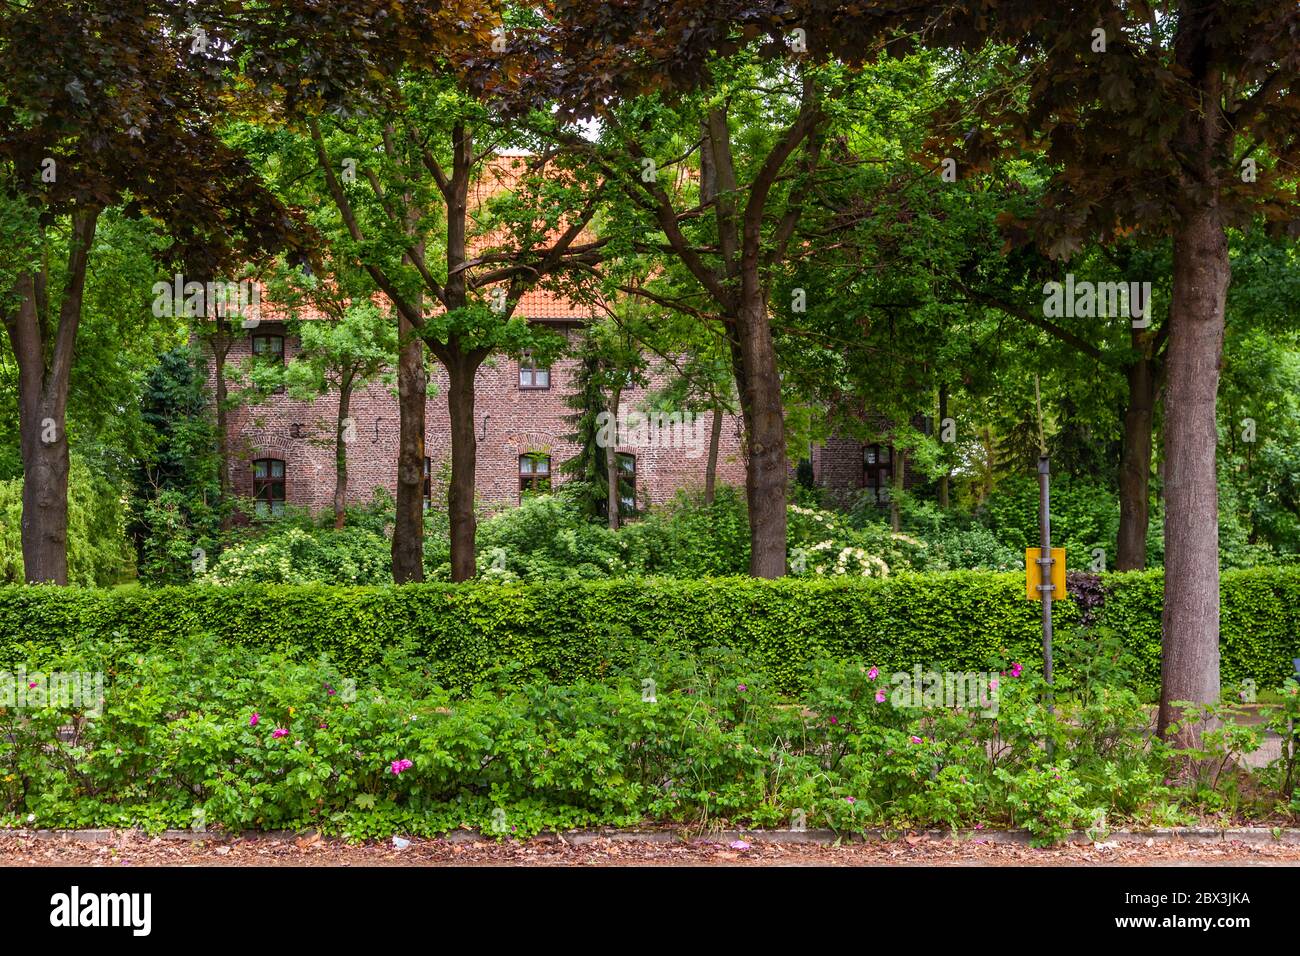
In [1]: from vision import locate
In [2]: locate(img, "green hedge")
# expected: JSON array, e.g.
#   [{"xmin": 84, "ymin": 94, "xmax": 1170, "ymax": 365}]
[
  {"xmin": 1098, "ymin": 566, "xmax": 1300, "ymax": 690},
  {"xmin": 0, "ymin": 568, "xmax": 1296, "ymax": 691}
]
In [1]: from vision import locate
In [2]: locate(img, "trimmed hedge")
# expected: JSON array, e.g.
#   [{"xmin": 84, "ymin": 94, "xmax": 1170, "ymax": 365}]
[
  {"xmin": 1099, "ymin": 566, "xmax": 1300, "ymax": 690},
  {"xmin": 0, "ymin": 568, "xmax": 1296, "ymax": 691}
]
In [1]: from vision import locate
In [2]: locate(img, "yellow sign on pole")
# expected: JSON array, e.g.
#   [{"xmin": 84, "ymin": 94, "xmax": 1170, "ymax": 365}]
[{"xmin": 1025, "ymin": 548, "xmax": 1066, "ymax": 601}]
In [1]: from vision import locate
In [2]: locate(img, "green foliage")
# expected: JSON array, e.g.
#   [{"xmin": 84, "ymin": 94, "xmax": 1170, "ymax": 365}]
[
  {"xmin": 1257, "ymin": 680, "xmax": 1300, "ymax": 806},
  {"xmin": 469, "ymin": 495, "xmax": 627, "ymax": 582},
  {"xmin": 981, "ymin": 475, "xmax": 1118, "ymax": 570},
  {"xmin": 1, "ymin": 574, "xmax": 1025, "ymax": 692},
  {"xmin": 788, "ymin": 502, "xmax": 929, "ymax": 576},
  {"xmin": 1098, "ymin": 566, "xmax": 1300, "ymax": 692},
  {"xmin": 795, "ymin": 497, "xmax": 1024, "ymax": 574},
  {"xmin": 1, "ymin": 634, "xmax": 1289, "ymax": 840},
  {"xmin": 336, "ymin": 488, "xmax": 400, "ymax": 537},
  {"xmin": 0, "ymin": 456, "xmax": 134, "ymax": 587},
  {"xmin": 4, "ymin": 566, "xmax": 1297, "ymax": 696},
  {"xmin": 925, "ymin": 525, "xmax": 1023, "ymax": 572},
  {"xmin": 616, "ymin": 487, "xmax": 751, "ymax": 577},
  {"xmin": 127, "ymin": 485, "xmax": 1034, "ymax": 588},
  {"xmin": 201, "ymin": 526, "xmax": 392, "ymax": 586},
  {"xmin": 885, "ymin": 499, "xmax": 1023, "ymax": 572},
  {"xmin": 1214, "ymin": 323, "xmax": 1300, "ymax": 566},
  {"xmin": 134, "ymin": 492, "xmax": 212, "ymax": 587},
  {"xmin": 127, "ymin": 348, "xmax": 225, "ymax": 585},
  {"xmin": 558, "ymin": 342, "xmax": 612, "ymax": 518},
  {"xmin": 284, "ymin": 302, "xmax": 394, "ymax": 393},
  {"xmin": 995, "ymin": 763, "xmax": 1090, "ymax": 847}
]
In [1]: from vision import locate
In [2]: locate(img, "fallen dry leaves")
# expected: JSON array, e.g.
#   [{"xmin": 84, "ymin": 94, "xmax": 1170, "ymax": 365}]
[{"xmin": 2, "ymin": 833, "xmax": 1299, "ymax": 867}]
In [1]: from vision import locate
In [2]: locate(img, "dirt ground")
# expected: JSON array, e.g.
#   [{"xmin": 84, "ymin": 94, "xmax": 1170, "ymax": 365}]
[{"xmin": 3, "ymin": 832, "xmax": 1300, "ymax": 866}]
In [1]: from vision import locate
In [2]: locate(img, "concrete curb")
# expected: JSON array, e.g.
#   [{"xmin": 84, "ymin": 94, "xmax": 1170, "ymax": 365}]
[{"xmin": 4, "ymin": 826, "xmax": 1300, "ymax": 846}]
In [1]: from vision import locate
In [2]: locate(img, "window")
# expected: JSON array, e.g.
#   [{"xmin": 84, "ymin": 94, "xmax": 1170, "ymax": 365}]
[
  {"xmin": 253, "ymin": 458, "xmax": 286, "ymax": 516},
  {"xmin": 518, "ymin": 352, "xmax": 550, "ymax": 389},
  {"xmin": 519, "ymin": 454, "xmax": 551, "ymax": 497},
  {"xmin": 251, "ymin": 333, "xmax": 285, "ymax": 393},
  {"xmin": 617, "ymin": 453, "xmax": 636, "ymax": 515},
  {"xmin": 251, "ymin": 333, "xmax": 284, "ymax": 364},
  {"xmin": 863, "ymin": 444, "xmax": 892, "ymax": 505}
]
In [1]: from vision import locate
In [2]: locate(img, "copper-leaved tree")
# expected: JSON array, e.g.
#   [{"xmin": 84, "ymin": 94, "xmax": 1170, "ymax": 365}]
[
  {"xmin": 0, "ymin": 1, "xmax": 303, "ymax": 583},
  {"xmin": 915, "ymin": 0, "xmax": 1300, "ymax": 745}
]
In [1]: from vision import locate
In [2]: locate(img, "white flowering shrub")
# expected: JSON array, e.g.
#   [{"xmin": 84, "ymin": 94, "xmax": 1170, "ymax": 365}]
[
  {"xmin": 787, "ymin": 504, "xmax": 926, "ymax": 577},
  {"xmin": 201, "ymin": 526, "xmax": 391, "ymax": 585}
]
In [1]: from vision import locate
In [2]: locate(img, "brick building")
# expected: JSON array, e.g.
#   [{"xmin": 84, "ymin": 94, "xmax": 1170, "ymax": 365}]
[
  {"xmin": 203, "ymin": 154, "xmax": 903, "ymax": 518},
  {"xmin": 211, "ymin": 287, "xmax": 752, "ymax": 517},
  {"xmin": 213, "ymin": 325, "xmax": 917, "ymax": 518},
  {"xmin": 808, "ymin": 427, "xmax": 929, "ymax": 507}
]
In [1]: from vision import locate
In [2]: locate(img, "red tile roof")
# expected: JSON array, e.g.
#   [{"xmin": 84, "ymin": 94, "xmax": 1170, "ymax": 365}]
[
  {"xmin": 251, "ymin": 151, "xmax": 598, "ymax": 324},
  {"xmin": 515, "ymin": 285, "xmax": 593, "ymax": 321}
]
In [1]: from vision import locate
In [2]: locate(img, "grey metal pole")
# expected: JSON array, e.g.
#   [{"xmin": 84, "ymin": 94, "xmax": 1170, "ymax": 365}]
[{"xmin": 1038, "ymin": 455, "xmax": 1055, "ymax": 756}]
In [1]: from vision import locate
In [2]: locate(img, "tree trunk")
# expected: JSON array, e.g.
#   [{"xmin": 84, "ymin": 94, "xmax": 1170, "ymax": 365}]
[
  {"xmin": 392, "ymin": 313, "xmax": 425, "ymax": 583},
  {"xmin": 210, "ymin": 326, "xmax": 233, "ymax": 532},
  {"xmin": 446, "ymin": 350, "xmax": 479, "ymax": 582},
  {"xmin": 192, "ymin": 271, "xmax": 233, "ymax": 532},
  {"xmin": 693, "ymin": 92, "xmax": 818, "ymax": 577},
  {"xmin": 704, "ymin": 403, "xmax": 723, "ymax": 505},
  {"xmin": 17, "ymin": 378, "xmax": 71, "ymax": 585},
  {"xmin": 1157, "ymin": 205, "xmax": 1229, "ymax": 745},
  {"xmin": 333, "ymin": 379, "xmax": 352, "ymax": 530},
  {"xmin": 1117, "ymin": 346, "xmax": 1157, "ymax": 570},
  {"xmin": 937, "ymin": 385, "xmax": 950, "ymax": 509},
  {"xmin": 605, "ymin": 385, "xmax": 622, "ymax": 530},
  {"xmin": 437, "ymin": 126, "xmax": 485, "ymax": 584},
  {"xmin": 736, "ymin": 286, "xmax": 787, "ymax": 578},
  {"xmin": 704, "ymin": 107, "xmax": 784, "ymax": 572},
  {"xmin": 890, "ymin": 449, "xmax": 906, "ymax": 532},
  {"xmin": 4, "ymin": 209, "xmax": 99, "ymax": 585},
  {"xmin": 980, "ymin": 426, "xmax": 995, "ymax": 503}
]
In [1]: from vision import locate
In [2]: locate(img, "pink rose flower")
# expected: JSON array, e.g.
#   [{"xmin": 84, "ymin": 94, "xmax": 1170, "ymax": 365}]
[
  {"xmin": 249, "ymin": 712, "xmax": 259, "ymax": 728},
  {"xmin": 272, "ymin": 728, "xmax": 289, "ymax": 739},
  {"xmin": 867, "ymin": 667, "xmax": 879, "ymax": 680}
]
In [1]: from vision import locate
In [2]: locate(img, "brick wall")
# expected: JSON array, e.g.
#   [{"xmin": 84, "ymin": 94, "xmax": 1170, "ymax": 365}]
[
  {"xmin": 810, "ymin": 414, "xmax": 930, "ymax": 509},
  {"xmin": 206, "ymin": 322, "xmax": 749, "ymax": 515}
]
